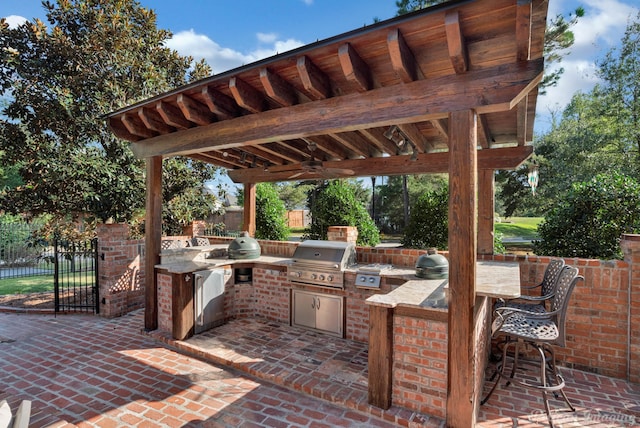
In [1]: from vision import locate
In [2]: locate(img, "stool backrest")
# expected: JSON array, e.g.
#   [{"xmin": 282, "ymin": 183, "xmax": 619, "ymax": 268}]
[{"xmin": 550, "ymin": 265, "xmax": 583, "ymax": 346}]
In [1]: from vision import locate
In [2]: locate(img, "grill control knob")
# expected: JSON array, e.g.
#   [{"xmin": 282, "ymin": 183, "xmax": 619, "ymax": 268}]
[
  {"xmin": 311, "ymin": 274, "xmax": 318, "ymax": 280},
  {"xmin": 368, "ymin": 277, "xmax": 375, "ymax": 283},
  {"xmin": 327, "ymin": 275, "xmax": 333, "ymax": 282},
  {"xmin": 291, "ymin": 271, "xmax": 302, "ymax": 278}
]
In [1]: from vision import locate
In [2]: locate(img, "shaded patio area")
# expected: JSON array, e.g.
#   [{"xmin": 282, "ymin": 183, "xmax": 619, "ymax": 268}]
[{"xmin": 2, "ymin": 308, "xmax": 637, "ymax": 427}]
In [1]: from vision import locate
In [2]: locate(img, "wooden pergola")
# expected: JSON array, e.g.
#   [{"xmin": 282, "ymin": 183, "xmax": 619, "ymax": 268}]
[{"xmin": 106, "ymin": 0, "xmax": 548, "ymax": 425}]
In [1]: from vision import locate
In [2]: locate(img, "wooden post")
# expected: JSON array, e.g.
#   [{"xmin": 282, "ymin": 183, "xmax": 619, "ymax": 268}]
[
  {"xmin": 144, "ymin": 156, "xmax": 163, "ymax": 331},
  {"xmin": 243, "ymin": 182, "xmax": 256, "ymax": 237},
  {"xmin": 477, "ymin": 169, "xmax": 495, "ymax": 255},
  {"xmin": 368, "ymin": 305, "xmax": 394, "ymax": 409},
  {"xmin": 447, "ymin": 110, "xmax": 477, "ymax": 427}
]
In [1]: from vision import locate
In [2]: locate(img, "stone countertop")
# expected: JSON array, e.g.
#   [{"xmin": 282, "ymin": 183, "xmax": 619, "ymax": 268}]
[
  {"xmin": 156, "ymin": 255, "xmax": 521, "ymax": 303},
  {"xmin": 365, "ymin": 260, "xmax": 521, "ymax": 309},
  {"xmin": 156, "ymin": 255, "xmax": 292, "ymax": 274}
]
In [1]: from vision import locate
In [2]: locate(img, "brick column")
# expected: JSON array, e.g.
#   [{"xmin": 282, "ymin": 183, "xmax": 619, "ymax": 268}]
[
  {"xmin": 97, "ymin": 223, "xmax": 145, "ymax": 318},
  {"xmin": 621, "ymin": 234, "xmax": 640, "ymax": 383},
  {"xmin": 327, "ymin": 226, "xmax": 358, "ymax": 243}
]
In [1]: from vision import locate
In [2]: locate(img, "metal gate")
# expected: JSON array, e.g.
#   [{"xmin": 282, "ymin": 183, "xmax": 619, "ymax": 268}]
[{"xmin": 54, "ymin": 238, "xmax": 99, "ymax": 314}]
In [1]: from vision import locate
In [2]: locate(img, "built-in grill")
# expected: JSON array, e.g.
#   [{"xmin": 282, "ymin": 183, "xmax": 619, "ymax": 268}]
[{"xmin": 288, "ymin": 240, "xmax": 357, "ymax": 289}]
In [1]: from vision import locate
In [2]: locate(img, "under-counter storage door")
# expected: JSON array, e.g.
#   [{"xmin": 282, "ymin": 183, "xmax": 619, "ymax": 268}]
[
  {"xmin": 315, "ymin": 294, "xmax": 343, "ymax": 336},
  {"xmin": 194, "ymin": 269, "xmax": 225, "ymax": 333},
  {"xmin": 292, "ymin": 290, "xmax": 316, "ymax": 329}
]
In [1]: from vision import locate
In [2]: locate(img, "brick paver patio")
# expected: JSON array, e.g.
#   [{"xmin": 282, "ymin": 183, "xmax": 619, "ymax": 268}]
[{"xmin": 1, "ymin": 309, "xmax": 639, "ymax": 427}]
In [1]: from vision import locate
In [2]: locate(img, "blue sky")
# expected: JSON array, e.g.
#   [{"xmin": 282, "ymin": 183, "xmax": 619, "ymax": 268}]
[{"xmin": 2, "ymin": 0, "xmax": 638, "ymax": 132}]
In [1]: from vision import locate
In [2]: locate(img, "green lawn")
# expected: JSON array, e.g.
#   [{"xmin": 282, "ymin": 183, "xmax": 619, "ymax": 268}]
[
  {"xmin": 495, "ymin": 217, "xmax": 542, "ymax": 240},
  {"xmin": 0, "ymin": 275, "xmax": 54, "ymax": 295}
]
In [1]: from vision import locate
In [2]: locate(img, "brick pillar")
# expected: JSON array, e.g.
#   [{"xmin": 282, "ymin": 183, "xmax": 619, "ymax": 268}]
[
  {"xmin": 621, "ymin": 234, "xmax": 640, "ymax": 383},
  {"xmin": 327, "ymin": 226, "xmax": 358, "ymax": 243},
  {"xmin": 97, "ymin": 223, "xmax": 145, "ymax": 318},
  {"xmin": 192, "ymin": 220, "xmax": 207, "ymax": 237}
]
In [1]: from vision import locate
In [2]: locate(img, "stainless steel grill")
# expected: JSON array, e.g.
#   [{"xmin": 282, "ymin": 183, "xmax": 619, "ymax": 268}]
[{"xmin": 287, "ymin": 240, "xmax": 356, "ymax": 288}]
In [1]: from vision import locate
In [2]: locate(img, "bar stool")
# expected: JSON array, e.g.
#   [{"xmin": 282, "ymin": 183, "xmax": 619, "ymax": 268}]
[
  {"xmin": 482, "ymin": 265, "xmax": 583, "ymax": 427},
  {"xmin": 497, "ymin": 258, "xmax": 565, "ymax": 313}
]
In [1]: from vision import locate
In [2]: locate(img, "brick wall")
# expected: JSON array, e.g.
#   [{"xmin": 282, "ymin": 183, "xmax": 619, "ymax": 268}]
[
  {"xmin": 97, "ymin": 223, "xmax": 145, "ymax": 318},
  {"xmin": 157, "ymin": 272, "xmax": 172, "ymax": 333},
  {"xmin": 104, "ymin": 223, "xmax": 639, "ymax": 383},
  {"xmin": 253, "ymin": 268, "xmax": 290, "ymax": 323},
  {"xmin": 392, "ymin": 315, "xmax": 448, "ymax": 418}
]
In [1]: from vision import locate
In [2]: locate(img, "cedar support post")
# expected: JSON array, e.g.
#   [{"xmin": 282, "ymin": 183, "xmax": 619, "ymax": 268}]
[
  {"xmin": 368, "ymin": 305, "xmax": 394, "ymax": 408},
  {"xmin": 477, "ymin": 169, "xmax": 495, "ymax": 255},
  {"xmin": 446, "ymin": 110, "xmax": 477, "ymax": 427},
  {"xmin": 144, "ymin": 156, "xmax": 163, "ymax": 331},
  {"xmin": 243, "ymin": 182, "xmax": 257, "ymax": 237}
]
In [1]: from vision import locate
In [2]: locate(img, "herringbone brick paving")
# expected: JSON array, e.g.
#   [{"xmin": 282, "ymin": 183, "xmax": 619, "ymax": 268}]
[{"xmin": 1, "ymin": 309, "xmax": 639, "ymax": 427}]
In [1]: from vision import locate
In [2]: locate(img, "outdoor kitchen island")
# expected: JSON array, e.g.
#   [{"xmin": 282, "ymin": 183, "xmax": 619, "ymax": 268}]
[{"xmin": 154, "ymin": 240, "xmax": 520, "ymax": 420}]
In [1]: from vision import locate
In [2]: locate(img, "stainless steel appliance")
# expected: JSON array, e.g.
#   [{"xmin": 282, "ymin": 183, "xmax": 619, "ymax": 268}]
[
  {"xmin": 194, "ymin": 269, "xmax": 225, "ymax": 334},
  {"xmin": 287, "ymin": 240, "xmax": 356, "ymax": 289},
  {"xmin": 292, "ymin": 289, "xmax": 344, "ymax": 337},
  {"xmin": 355, "ymin": 263, "xmax": 393, "ymax": 289}
]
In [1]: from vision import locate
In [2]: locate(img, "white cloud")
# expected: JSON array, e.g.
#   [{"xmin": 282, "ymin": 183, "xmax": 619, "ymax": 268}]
[
  {"xmin": 257, "ymin": 32, "xmax": 278, "ymax": 44},
  {"xmin": 535, "ymin": 0, "xmax": 638, "ymax": 132},
  {"xmin": 166, "ymin": 29, "xmax": 303, "ymax": 74},
  {"xmin": 4, "ymin": 15, "xmax": 27, "ymax": 28}
]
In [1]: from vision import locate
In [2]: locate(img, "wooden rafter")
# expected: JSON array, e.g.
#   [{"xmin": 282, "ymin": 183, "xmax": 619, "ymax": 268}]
[
  {"xmin": 516, "ymin": 0, "xmax": 533, "ymax": 61},
  {"xmin": 297, "ymin": 56, "xmax": 331, "ymax": 100},
  {"xmin": 259, "ymin": 67, "xmax": 298, "ymax": 107},
  {"xmin": 121, "ymin": 113, "xmax": 156, "ymax": 139},
  {"xmin": 156, "ymin": 101, "xmax": 192, "ymax": 129},
  {"xmin": 130, "ymin": 59, "xmax": 543, "ymax": 159},
  {"xmin": 177, "ymin": 94, "xmax": 215, "ymax": 126},
  {"xmin": 338, "ymin": 43, "xmax": 372, "ymax": 92},
  {"xmin": 138, "ymin": 108, "xmax": 174, "ymax": 134},
  {"xmin": 229, "ymin": 77, "xmax": 265, "ymax": 113},
  {"xmin": 387, "ymin": 28, "xmax": 418, "ymax": 83},
  {"xmin": 201, "ymin": 86, "xmax": 237, "ymax": 119},
  {"xmin": 445, "ymin": 10, "xmax": 469, "ymax": 74}
]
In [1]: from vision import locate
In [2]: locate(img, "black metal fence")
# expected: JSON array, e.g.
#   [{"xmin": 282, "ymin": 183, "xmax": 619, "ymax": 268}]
[
  {"xmin": 0, "ymin": 222, "xmax": 54, "ymax": 280},
  {"xmin": 203, "ymin": 223, "xmax": 241, "ymax": 237},
  {"xmin": 54, "ymin": 238, "xmax": 99, "ymax": 314}
]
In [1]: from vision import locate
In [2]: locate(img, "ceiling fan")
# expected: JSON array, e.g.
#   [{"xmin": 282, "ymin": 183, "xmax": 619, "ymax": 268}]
[{"xmin": 284, "ymin": 141, "xmax": 355, "ymax": 179}]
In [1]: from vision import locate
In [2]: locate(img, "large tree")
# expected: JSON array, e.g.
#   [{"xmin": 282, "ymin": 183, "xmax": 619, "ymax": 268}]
[
  {"xmin": 499, "ymin": 12, "xmax": 640, "ymax": 217},
  {"xmin": 0, "ymin": 0, "xmax": 217, "ymax": 232}
]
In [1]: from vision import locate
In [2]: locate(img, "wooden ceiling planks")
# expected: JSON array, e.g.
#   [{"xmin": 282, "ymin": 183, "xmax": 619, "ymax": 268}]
[{"xmin": 106, "ymin": 0, "xmax": 548, "ymax": 183}]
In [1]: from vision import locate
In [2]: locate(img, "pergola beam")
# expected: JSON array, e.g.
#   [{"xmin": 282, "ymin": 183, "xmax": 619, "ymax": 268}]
[
  {"xmin": 130, "ymin": 59, "xmax": 543, "ymax": 159},
  {"xmin": 227, "ymin": 146, "xmax": 532, "ymax": 183}
]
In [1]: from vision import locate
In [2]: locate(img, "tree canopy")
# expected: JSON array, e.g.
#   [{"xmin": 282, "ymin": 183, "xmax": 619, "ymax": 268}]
[{"xmin": 0, "ymin": 0, "xmax": 218, "ymax": 233}]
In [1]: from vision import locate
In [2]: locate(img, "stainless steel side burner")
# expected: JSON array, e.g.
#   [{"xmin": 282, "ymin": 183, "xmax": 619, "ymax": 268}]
[{"xmin": 355, "ymin": 264, "xmax": 393, "ymax": 288}]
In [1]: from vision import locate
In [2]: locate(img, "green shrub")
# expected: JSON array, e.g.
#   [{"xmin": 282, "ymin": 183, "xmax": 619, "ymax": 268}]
[
  {"xmin": 255, "ymin": 183, "xmax": 290, "ymax": 241},
  {"xmin": 534, "ymin": 172, "xmax": 640, "ymax": 259},
  {"xmin": 304, "ymin": 180, "xmax": 380, "ymax": 246},
  {"xmin": 401, "ymin": 186, "xmax": 448, "ymax": 249}
]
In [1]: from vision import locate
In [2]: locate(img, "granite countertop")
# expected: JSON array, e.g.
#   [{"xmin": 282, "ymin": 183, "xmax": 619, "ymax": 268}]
[
  {"xmin": 365, "ymin": 260, "xmax": 521, "ymax": 309},
  {"xmin": 156, "ymin": 252, "xmax": 521, "ymax": 305},
  {"xmin": 156, "ymin": 255, "xmax": 292, "ymax": 273}
]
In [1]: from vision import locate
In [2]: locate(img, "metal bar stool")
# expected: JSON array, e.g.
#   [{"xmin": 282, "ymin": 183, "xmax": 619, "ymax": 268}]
[
  {"xmin": 496, "ymin": 258, "xmax": 565, "ymax": 313},
  {"xmin": 482, "ymin": 265, "xmax": 583, "ymax": 427}
]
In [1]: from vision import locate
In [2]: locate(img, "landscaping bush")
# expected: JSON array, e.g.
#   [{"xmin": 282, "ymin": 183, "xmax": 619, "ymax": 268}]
[
  {"xmin": 401, "ymin": 186, "xmax": 448, "ymax": 249},
  {"xmin": 255, "ymin": 183, "xmax": 290, "ymax": 241},
  {"xmin": 304, "ymin": 180, "xmax": 380, "ymax": 246},
  {"xmin": 534, "ymin": 172, "xmax": 640, "ymax": 259}
]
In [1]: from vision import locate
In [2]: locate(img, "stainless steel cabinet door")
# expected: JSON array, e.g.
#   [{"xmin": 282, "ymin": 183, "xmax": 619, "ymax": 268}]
[
  {"xmin": 292, "ymin": 290, "xmax": 316, "ymax": 329},
  {"xmin": 315, "ymin": 294, "xmax": 343, "ymax": 336}
]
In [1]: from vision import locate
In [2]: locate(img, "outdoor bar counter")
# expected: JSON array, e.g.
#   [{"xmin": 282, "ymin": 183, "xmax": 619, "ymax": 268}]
[{"xmin": 365, "ymin": 261, "xmax": 521, "ymax": 417}]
